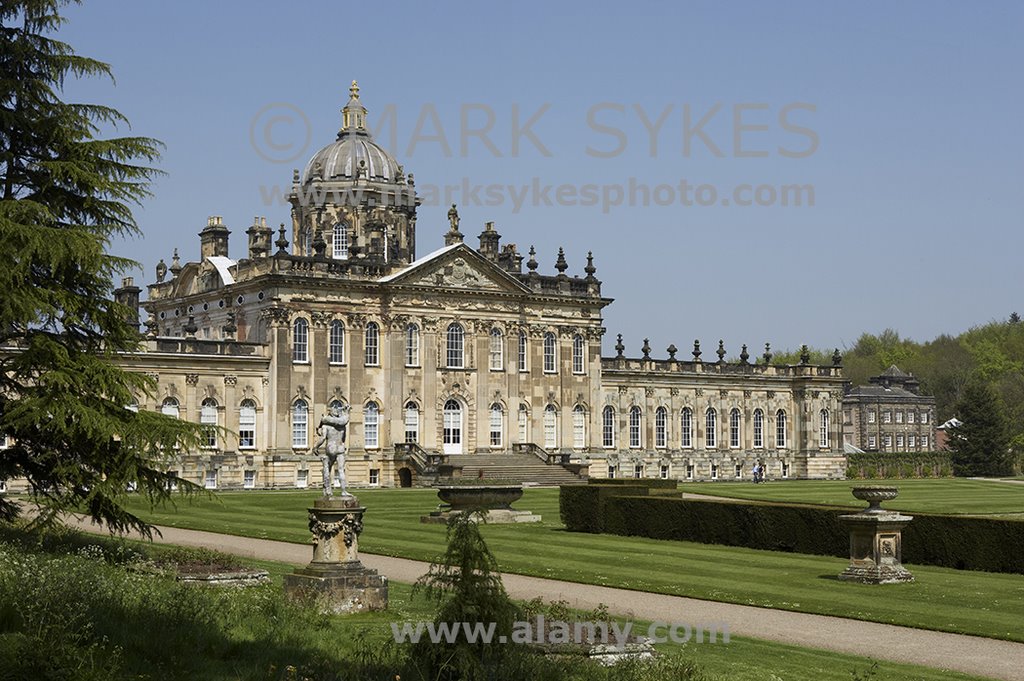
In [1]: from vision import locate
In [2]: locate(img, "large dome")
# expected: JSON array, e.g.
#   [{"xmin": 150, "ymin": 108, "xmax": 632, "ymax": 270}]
[
  {"xmin": 302, "ymin": 132, "xmax": 401, "ymax": 184},
  {"xmin": 300, "ymin": 81, "xmax": 402, "ymax": 185}
]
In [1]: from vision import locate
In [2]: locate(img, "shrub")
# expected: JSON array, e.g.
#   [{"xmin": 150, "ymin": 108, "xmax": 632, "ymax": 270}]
[
  {"xmin": 846, "ymin": 452, "xmax": 953, "ymax": 479},
  {"xmin": 573, "ymin": 495, "xmax": 1024, "ymax": 574}
]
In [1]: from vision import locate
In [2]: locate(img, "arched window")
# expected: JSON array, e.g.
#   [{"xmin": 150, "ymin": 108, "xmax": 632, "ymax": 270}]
[
  {"xmin": 543, "ymin": 332, "xmax": 557, "ymax": 373},
  {"xmin": 705, "ymin": 408, "xmax": 717, "ymax": 449},
  {"xmin": 292, "ymin": 400, "xmax": 308, "ymax": 448},
  {"xmin": 161, "ymin": 397, "xmax": 179, "ymax": 419},
  {"xmin": 239, "ymin": 399, "xmax": 257, "ymax": 449},
  {"xmin": 447, "ymin": 323, "xmax": 464, "ymax": 369},
  {"xmin": 819, "ymin": 409, "xmax": 830, "ymax": 449},
  {"xmin": 572, "ymin": 405, "xmax": 586, "ymax": 449},
  {"xmin": 404, "ymin": 402, "xmax": 419, "ymax": 443},
  {"xmin": 572, "ymin": 334, "xmax": 585, "ymax": 374},
  {"xmin": 405, "ymin": 324, "xmax": 419, "ymax": 366},
  {"xmin": 730, "ymin": 408, "xmax": 741, "ymax": 448},
  {"xmin": 776, "ymin": 409, "xmax": 787, "ymax": 448},
  {"xmin": 329, "ymin": 320, "xmax": 345, "ymax": 364},
  {"xmin": 201, "ymin": 398, "xmax": 218, "ymax": 448},
  {"xmin": 364, "ymin": 402, "xmax": 380, "ymax": 449},
  {"xmin": 364, "ymin": 322, "xmax": 379, "ymax": 366},
  {"xmin": 681, "ymin": 407, "xmax": 693, "ymax": 448},
  {"xmin": 489, "ymin": 328, "xmax": 503, "ymax": 370},
  {"xmin": 489, "ymin": 403, "xmax": 504, "ymax": 447},
  {"xmin": 602, "ymin": 406, "xmax": 615, "ymax": 448},
  {"xmin": 655, "ymin": 407, "xmax": 667, "ymax": 449},
  {"xmin": 292, "ymin": 318, "xmax": 308, "ymax": 363},
  {"xmin": 517, "ymin": 331, "xmax": 528, "ymax": 372},
  {"xmin": 753, "ymin": 409, "xmax": 764, "ymax": 449},
  {"xmin": 443, "ymin": 399, "xmax": 463, "ymax": 452},
  {"xmin": 332, "ymin": 222, "xmax": 349, "ymax": 259},
  {"xmin": 518, "ymin": 404, "xmax": 529, "ymax": 443},
  {"xmin": 543, "ymin": 404, "xmax": 558, "ymax": 449},
  {"xmin": 629, "ymin": 406, "xmax": 642, "ymax": 449}
]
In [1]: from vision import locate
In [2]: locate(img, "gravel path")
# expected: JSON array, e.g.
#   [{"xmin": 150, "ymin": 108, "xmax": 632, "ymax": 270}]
[{"xmin": 64, "ymin": 517, "xmax": 1023, "ymax": 680}]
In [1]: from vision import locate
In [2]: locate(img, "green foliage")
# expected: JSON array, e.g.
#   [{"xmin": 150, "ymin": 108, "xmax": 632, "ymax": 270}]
[
  {"xmin": 559, "ymin": 484, "xmax": 655, "ymax": 533},
  {"xmin": 846, "ymin": 452, "xmax": 953, "ymax": 479},
  {"xmin": 567, "ymin": 494, "xmax": 1024, "ymax": 574},
  {"xmin": 412, "ymin": 510, "xmax": 521, "ymax": 680},
  {"xmin": 949, "ymin": 382, "xmax": 1013, "ymax": 477},
  {"xmin": 0, "ymin": 0, "xmax": 204, "ymax": 535}
]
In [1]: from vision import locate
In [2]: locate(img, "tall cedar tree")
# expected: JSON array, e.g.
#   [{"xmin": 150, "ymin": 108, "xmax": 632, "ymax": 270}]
[
  {"xmin": 949, "ymin": 382, "xmax": 1012, "ymax": 477},
  {"xmin": 0, "ymin": 0, "xmax": 203, "ymax": 535}
]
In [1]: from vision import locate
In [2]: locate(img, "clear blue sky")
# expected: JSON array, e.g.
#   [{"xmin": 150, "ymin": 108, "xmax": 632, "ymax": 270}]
[{"xmin": 59, "ymin": 1, "xmax": 1023, "ymax": 356}]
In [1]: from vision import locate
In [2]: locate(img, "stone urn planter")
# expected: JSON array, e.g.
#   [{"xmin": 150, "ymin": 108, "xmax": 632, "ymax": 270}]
[
  {"xmin": 850, "ymin": 485, "xmax": 900, "ymax": 514},
  {"xmin": 839, "ymin": 486, "xmax": 914, "ymax": 584},
  {"xmin": 437, "ymin": 485, "xmax": 524, "ymax": 511},
  {"xmin": 423, "ymin": 484, "xmax": 540, "ymax": 524}
]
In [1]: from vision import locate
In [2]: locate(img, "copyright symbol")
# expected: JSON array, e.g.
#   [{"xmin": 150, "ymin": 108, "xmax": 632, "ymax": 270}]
[{"xmin": 249, "ymin": 102, "xmax": 312, "ymax": 164}]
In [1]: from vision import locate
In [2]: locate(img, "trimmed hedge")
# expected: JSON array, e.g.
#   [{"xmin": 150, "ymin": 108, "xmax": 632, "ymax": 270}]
[
  {"xmin": 559, "ymin": 485, "xmax": 652, "ymax": 534},
  {"xmin": 846, "ymin": 452, "xmax": 953, "ymax": 479},
  {"xmin": 562, "ymin": 491, "xmax": 1024, "ymax": 574}
]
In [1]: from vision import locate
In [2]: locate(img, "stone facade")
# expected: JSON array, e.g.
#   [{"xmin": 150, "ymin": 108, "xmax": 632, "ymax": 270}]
[
  {"xmin": 842, "ymin": 366, "xmax": 936, "ymax": 453},
  {"xmin": 19, "ymin": 83, "xmax": 844, "ymax": 492}
]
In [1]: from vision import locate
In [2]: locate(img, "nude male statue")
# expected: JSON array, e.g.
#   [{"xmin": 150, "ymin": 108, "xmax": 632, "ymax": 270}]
[{"xmin": 312, "ymin": 403, "xmax": 350, "ymax": 497}]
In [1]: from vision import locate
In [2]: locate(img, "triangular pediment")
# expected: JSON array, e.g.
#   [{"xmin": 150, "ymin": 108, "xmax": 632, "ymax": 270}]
[{"xmin": 381, "ymin": 244, "xmax": 529, "ymax": 294}]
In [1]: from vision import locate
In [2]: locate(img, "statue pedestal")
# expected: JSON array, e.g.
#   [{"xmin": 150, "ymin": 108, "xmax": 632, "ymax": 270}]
[
  {"xmin": 838, "ymin": 511, "xmax": 915, "ymax": 584},
  {"xmin": 283, "ymin": 495, "xmax": 388, "ymax": 613}
]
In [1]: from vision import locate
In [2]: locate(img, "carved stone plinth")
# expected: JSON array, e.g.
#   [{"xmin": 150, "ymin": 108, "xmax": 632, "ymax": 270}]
[
  {"xmin": 838, "ymin": 511, "xmax": 915, "ymax": 584},
  {"xmin": 283, "ymin": 495, "xmax": 388, "ymax": 613}
]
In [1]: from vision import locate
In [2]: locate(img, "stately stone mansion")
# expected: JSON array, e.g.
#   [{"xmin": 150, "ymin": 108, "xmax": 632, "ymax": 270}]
[{"xmin": 104, "ymin": 83, "xmax": 847, "ymax": 490}]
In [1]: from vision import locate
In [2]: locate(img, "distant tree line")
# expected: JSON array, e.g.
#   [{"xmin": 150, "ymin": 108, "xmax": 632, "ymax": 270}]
[{"xmin": 775, "ymin": 314, "xmax": 1023, "ymax": 476}]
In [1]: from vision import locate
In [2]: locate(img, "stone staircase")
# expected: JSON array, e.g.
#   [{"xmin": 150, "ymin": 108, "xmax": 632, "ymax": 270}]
[{"xmin": 443, "ymin": 451, "xmax": 588, "ymax": 486}]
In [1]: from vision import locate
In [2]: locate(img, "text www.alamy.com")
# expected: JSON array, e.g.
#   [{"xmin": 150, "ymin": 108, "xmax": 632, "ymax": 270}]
[{"xmin": 390, "ymin": 617, "xmax": 729, "ymax": 647}]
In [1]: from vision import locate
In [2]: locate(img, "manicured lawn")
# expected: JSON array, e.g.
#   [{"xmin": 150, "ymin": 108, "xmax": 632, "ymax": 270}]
[
  {"xmin": 677, "ymin": 478, "xmax": 1024, "ymax": 516},
  {"xmin": 126, "ymin": 487, "xmax": 1024, "ymax": 643}
]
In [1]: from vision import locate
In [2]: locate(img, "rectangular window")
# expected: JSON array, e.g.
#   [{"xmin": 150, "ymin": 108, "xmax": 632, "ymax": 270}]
[
  {"xmin": 518, "ymin": 333, "xmax": 528, "ymax": 372},
  {"xmin": 489, "ymin": 408, "xmax": 503, "ymax": 447},
  {"xmin": 883, "ymin": 434, "xmax": 892, "ymax": 449},
  {"xmin": 868, "ymin": 435, "xmax": 877, "ymax": 449},
  {"xmin": 921, "ymin": 412, "xmax": 929, "ymax": 424},
  {"xmin": 239, "ymin": 404, "xmax": 256, "ymax": 449},
  {"xmin": 405, "ymin": 327, "xmax": 419, "ymax": 367},
  {"xmin": 660, "ymin": 464, "xmax": 669, "ymax": 479},
  {"xmin": 243, "ymin": 470, "xmax": 255, "ymax": 489},
  {"xmin": 895, "ymin": 411, "xmax": 904, "ymax": 424},
  {"xmin": 781, "ymin": 462, "xmax": 790, "ymax": 479},
  {"xmin": 867, "ymin": 411, "xmax": 876, "ymax": 424},
  {"xmin": 921, "ymin": 435, "xmax": 929, "ymax": 449},
  {"xmin": 607, "ymin": 465, "xmax": 616, "ymax": 479},
  {"xmin": 518, "ymin": 408, "xmax": 529, "ymax": 444},
  {"xmin": 735, "ymin": 464, "xmax": 742, "ymax": 479},
  {"xmin": 204, "ymin": 470, "xmax": 217, "ymax": 490},
  {"xmin": 907, "ymin": 411, "xmax": 915, "ymax": 424},
  {"xmin": 908, "ymin": 435, "xmax": 916, "ymax": 448},
  {"xmin": 896, "ymin": 434, "xmax": 904, "ymax": 449},
  {"xmin": 404, "ymin": 406, "xmax": 419, "ymax": 444},
  {"xmin": 883, "ymin": 411, "xmax": 892, "ymax": 424},
  {"xmin": 489, "ymin": 331, "xmax": 503, "ymax": 371},
  {"xmin": 296, "ymin": 469, "xmax": 308, "ymax": 488},
  {"xmin": 369, "ymin": 468, "xmax": 380, "ymax": 486},
  {"xmin": 634, "ymin": 464, "xmax": 644, "ymax": 479},
  {"xmin": 686, "ymin": 464, "xmax": 694, "ymax": 480},
  {"xmin": 710, "ymin": 464, "xmax": 718, "ymax": 480},
  {"xmin": 329, "ymin": 324, "xmax": 345, "ymax": 364}
]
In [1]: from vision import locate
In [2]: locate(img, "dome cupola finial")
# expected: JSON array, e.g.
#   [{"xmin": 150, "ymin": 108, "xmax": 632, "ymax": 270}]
[{"xmin": 341, "ymin": 79, "xmax": 367, "ymax": 134}]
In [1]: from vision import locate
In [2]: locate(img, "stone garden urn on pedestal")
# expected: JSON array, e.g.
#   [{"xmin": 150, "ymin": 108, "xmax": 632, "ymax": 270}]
[
  {"xmin": 283, "ymin": 494, "xmax": 388, "ymax": 613},
  {"xmin": 838, "ymin": 486, "xmax": 914, "ymax": 584}
]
